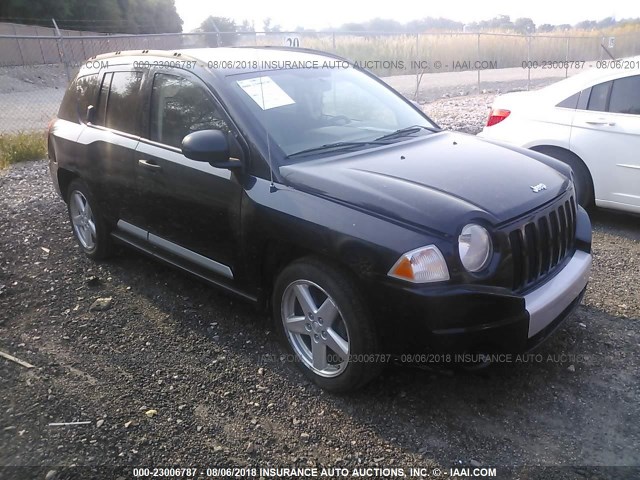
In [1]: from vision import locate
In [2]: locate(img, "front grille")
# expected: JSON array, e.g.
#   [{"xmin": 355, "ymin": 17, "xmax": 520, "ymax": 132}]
[{"xmin": 509, "ymin": 196, "xmax": 577, "ymax": 291}]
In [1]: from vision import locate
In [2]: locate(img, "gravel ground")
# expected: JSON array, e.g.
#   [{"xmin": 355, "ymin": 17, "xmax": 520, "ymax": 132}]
[
  {"xmin": 423, "ymin": 94, "xmax": 496, "ymax": 134},
  {"xmin": 1, "ymin": 108, "xmax": 639, "ymax": 480}
]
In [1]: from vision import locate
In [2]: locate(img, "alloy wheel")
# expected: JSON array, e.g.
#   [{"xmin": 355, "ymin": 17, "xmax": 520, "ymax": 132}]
[
  {"xmin": 281, "ymin": 279, "xmax": 350, "ymax": 377},
  {"xmin": 69, "ymin": 190, "xmax": 97, "ymax": 251}
]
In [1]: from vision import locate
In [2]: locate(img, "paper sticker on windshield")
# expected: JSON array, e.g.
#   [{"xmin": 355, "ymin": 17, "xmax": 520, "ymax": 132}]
[{"xmin": 236, "ymin": 76, "xmax": 295, "ymax": 110}]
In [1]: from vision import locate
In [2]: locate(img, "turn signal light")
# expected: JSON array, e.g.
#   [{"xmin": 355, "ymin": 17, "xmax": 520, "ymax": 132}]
[{"xmin": 388, "ymin": 245, "xmax": 450, "ymax": 283}]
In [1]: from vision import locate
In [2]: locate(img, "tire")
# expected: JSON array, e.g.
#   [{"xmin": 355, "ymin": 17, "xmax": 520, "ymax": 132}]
[
  {"xmin": 272, "ymin": 257, "xmax": 381, "ymax": 392},
  {"xmin": 66, "ymin": 179, "xmax": 113, "ymax": 260},
  {"xmin": 533, "ymin": 147, "xmax": 594, "ymax": 208}
]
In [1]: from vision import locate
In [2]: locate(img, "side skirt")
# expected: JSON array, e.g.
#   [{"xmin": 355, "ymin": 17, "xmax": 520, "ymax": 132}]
[{"xmin": 111, "ymin": 229, "xmax": 257, "ymax": 303}]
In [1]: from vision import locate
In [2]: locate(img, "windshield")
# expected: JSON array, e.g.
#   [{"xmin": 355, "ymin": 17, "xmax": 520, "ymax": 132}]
[{"xmin": 225, "ymin": 66, "xmax": 437, "ymax": 159}]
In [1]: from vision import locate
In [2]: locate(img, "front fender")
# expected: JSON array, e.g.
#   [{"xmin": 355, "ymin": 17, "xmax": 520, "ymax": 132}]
[{"xmin": 238, "ymin": 177, "xmax": 447, "ymax": 290}]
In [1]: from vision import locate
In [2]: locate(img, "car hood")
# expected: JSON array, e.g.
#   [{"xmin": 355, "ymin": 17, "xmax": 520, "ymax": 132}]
[{"xmin": 280, "ymin": 131, "xmax": 571, "ymax": 237}]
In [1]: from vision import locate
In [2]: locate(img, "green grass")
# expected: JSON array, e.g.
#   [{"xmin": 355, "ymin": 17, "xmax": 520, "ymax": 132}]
[{"xmin": 0, "ymin": 132, "xmax": 47, "ymax": 169}]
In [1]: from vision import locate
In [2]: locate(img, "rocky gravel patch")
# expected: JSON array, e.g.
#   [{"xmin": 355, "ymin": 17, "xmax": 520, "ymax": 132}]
[
  {"xmin": 422, "ymin": 94, "xmax": 495, "ymax": 134},
  {"xmin": 1, "ymin": 147, "xmax": 639, "ymax": 480}
]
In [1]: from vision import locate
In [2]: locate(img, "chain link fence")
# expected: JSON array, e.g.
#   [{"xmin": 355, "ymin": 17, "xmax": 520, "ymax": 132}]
[{"xmin": 2, "ymin": 22, "xmax": 640, "ymax": 134}]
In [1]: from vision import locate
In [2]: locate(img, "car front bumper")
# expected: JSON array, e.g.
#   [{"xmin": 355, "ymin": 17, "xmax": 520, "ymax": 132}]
[
  {"xmin": 372, "ymin": 246, "xmax": 592, "ymax": 355},
  {"xmin": 525, "ymin": 249, "xmax": 591, "ymax": 339}
]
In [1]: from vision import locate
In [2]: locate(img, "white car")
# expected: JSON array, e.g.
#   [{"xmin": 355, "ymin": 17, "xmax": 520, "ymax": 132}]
[{"xmin": 479, "ymin": 65, "xmax": 640, "ymax": 213}]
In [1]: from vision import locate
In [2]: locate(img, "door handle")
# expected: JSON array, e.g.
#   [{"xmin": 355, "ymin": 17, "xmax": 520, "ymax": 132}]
[
  {"xmin": 138, "ymin": 159, "xmax": 162, "ymax": 170},
  {"xmin": 585, "ymin": 119, "xmax": 616, "ymax": 126}
]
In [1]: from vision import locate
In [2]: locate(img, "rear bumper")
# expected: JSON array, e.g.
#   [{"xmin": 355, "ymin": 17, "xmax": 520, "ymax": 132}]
[{"xmin": 49, "ymin": 159, "xmax": 62, "ymax": 198}]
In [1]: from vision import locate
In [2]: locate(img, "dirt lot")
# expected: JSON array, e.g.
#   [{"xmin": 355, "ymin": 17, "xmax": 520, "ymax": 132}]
[
  {"xmin": 1, "ymin": 104, "xmax": 639, "ymax": 480},
  {"xmin": 0, "ymin": 65, "xmax": 69, "ymax": 133}
]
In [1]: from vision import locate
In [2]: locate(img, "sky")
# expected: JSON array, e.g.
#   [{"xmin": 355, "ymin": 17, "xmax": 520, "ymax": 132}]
[{"xmin": 175, "ymin": 0, "xmax": 637, "ymax": 32}]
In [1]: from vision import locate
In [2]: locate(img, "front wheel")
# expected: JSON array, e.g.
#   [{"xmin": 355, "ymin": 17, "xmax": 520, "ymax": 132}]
[
  {"xmin": 273, "ymin": 258, "xmax": 381, "ymax": 392},
  {"xmin": 67, "ymin": 179, "xmax": 113, "ymax": 260}
]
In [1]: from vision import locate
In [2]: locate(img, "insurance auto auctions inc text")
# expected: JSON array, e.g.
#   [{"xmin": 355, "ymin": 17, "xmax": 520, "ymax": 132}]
[
  {"xmin": 242, "ymin": 466, "xmax": 497, "ymax": 478},
  {"xmin": 211, "ymin": 59, "xmax": 499, "ymax": 71}
]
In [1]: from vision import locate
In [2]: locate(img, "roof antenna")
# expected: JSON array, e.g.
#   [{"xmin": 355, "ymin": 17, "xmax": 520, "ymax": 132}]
[{"xmin": 258, "ymin": 76, "xmax": 277, "ymax": 193}]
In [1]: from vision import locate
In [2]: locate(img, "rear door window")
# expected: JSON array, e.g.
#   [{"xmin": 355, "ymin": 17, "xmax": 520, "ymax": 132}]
[
  {"xmin": 587, "ymin": 81, "xmax": 612, "ymax": 112},
  {"xmin": 576, "ymin": 88, "xmax": 591, "ymax": 110},
  {"xmin": 95, "ymin": 73, "xmax": 112, "ymax": 126},
  {"xmin": 149, "ymin": 73, "xmax": 229, "ymax": 148},
  {"xmin": 104, "ymin": 71, "xmax": 143, "ymax": 134},
  {"xmin": 608, "ymin": 75, "xmax": 640, "ymax": 115}
]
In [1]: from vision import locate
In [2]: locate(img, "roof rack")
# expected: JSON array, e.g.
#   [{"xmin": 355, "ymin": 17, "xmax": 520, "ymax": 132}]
[
  {"xmin": 86, "ymin": 46, "xmax": 359, "ymax": 71},
  {"xmin": 89, "ymin": 49, "xmax": 200, "ymax": 63}
]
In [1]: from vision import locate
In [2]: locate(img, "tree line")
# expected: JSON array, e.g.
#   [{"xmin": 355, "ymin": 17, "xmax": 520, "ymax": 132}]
[
  {"xmin": 2, "ymin": 4, "xmax": 639, "ymax": 37},
  {"xmin": 200, "ymin": 14, "xmax": 640, "ymax": 36},
  {"xmin": 0, "ymin": 0, "xmax": 182, "ymax": 33}
]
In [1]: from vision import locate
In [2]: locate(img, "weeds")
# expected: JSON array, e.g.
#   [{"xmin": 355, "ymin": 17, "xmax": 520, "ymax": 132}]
[
  {"xmin": 256, "ymin": 25, "xmax": 640, "ymax": 76},
  {"xmin": 0, "ymin": 131, "xmax": 47, "ymax": 169}
]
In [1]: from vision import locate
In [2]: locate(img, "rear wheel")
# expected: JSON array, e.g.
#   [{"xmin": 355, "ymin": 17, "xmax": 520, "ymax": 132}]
[
  {"xmin": 532, "ymin": 146, "xmax": 594, "ymax": 208},
  {"xmin": 67, "ymin": 179, "xmax": 113, "ymax": 260},
  {"xmin": 273, "ymin": 258, "xmax": 381, "ymax": 392}
]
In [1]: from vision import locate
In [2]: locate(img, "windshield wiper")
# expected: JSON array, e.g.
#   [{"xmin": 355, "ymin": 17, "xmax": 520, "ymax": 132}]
[
  {"xmin": 374, "ymin": 125, "xmax": 437, "ymax": 142},
  {"xmin": 286, "ymin": 141, "xmax": 388, "ymax": 159}
]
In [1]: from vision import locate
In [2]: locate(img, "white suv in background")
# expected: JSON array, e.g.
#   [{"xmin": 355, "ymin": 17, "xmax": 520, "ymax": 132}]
[{"xmin": 479, "ymin": 65, "xmax": 640, "ymax": 213}]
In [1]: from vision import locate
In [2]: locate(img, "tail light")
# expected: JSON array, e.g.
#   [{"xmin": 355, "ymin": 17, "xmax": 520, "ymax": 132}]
[
  {"xmin": 46, "ymin": 118, "xmax": 56, "ymax": 161},
  {"xmin": 46, "ymin": 117, "xmax": 56, "ymax": 137},
  {"xmin": 486, "ymin": 108, "xmax": 511, "ymax": 127}
]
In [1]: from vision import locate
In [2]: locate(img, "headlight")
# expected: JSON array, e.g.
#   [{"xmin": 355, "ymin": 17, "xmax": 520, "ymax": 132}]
[
  {"xmin": 388, "ymin": 245, "xmax": 450, "ymax": 283},
  {"xmin": 458, "ymin": 224, "xmax": 492, "ymax": 273}
]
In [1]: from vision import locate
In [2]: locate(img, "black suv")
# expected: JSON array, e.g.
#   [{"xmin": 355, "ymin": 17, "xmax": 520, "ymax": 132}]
[{"xmin": 48, "ymin": 47, "xmax": 592, "ymax": 392}]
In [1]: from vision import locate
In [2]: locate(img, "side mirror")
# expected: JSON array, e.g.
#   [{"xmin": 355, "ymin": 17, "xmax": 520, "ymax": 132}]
[
  {"xmin": 86, "ymin": 105, "xmax": 96, "ymax": 124},
  {"xmin": 181, "ymin": 130, "xmax": 241, "ymax": 169}
]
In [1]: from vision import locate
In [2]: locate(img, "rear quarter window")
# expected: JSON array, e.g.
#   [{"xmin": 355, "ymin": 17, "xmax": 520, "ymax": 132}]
[
  {"xmin": 556, "ymin": 92, "xmax": 580, "ymax": 109},
  {"xmin": 58, "ymin": 74, "xmax": 100, "ymax": 123}
]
